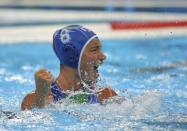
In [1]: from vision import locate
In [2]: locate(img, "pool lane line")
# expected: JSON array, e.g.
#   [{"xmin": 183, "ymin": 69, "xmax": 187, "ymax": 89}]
[
  {"xmin": 0, "ymin": 5, "xmax": 187, "ymax": 13},
  {"xmin": 111, "ymin": 21, "xmax": 187, "ymax": 30},
  {"xmin": 1, "ymin": 23, "xmax": 187, "ymax": 43},
  {"xmin": 2, "ymin": 20, "xmax": 187, "ymax": 28}
]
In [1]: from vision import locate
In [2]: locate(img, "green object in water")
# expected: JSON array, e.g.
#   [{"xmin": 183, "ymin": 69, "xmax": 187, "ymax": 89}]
[{"xmin": 69, "ymin": 93, "xmax": 89, "ymax": 104}]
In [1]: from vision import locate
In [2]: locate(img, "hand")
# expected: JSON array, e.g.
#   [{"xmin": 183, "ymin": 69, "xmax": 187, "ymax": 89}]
[
  {"xmin": 97, "ymin": 88, "xmax": 118, "ymax": 102},
  {"xmin": 34, "ymin": 68, "xmax": 53, "ymax": 98}
]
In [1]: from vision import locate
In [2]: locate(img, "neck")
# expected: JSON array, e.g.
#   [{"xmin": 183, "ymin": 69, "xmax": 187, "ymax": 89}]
[{"xmin": 56, "ymin": 66, "xmax": 81, "ymax": 91}]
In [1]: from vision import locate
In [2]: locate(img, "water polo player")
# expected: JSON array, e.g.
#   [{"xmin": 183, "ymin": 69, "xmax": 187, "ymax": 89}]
[{"xmin": 21, "ymin": 25, "xmax": 118, "ymax": 110}]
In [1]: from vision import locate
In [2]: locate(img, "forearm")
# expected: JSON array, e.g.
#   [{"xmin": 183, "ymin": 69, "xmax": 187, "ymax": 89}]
[
  {"xmin": 35, "ymin": 92, "xmax": 53, "ymax": 108},
  {"xmin": 35, "ymin": 95, "xmax": 46, "ymax": 108}
]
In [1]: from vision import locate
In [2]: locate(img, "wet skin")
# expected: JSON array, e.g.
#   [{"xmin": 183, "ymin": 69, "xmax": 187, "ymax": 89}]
[
  {"xmin": 80, "ymin": 38, "xmax": 106, "ymax": 86},
  {"xmin": 21, "ymin": 38, "xmax": 117, "ymax": 110}
]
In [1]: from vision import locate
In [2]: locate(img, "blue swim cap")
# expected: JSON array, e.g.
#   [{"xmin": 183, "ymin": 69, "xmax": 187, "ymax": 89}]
[{"xmin": 53, "ymin": 25, "xmax": 97, "ymax": 69}]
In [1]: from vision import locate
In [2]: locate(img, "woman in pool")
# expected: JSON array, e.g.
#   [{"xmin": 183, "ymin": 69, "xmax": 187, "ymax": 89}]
[{"xmin": 21, "ymin": 25, "xmax": 118, "ymax": 110}]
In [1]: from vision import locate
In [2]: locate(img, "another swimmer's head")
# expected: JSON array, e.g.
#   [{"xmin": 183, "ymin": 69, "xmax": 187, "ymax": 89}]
[{"xmin": 53, "ymin": 25, "xmax": 106, "ymax": 85}]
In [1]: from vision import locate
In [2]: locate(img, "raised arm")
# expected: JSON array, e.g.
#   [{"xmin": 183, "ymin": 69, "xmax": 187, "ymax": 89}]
[{"xmin": 21, "ymin": 68, "xmax": 53, "ymax": 110}]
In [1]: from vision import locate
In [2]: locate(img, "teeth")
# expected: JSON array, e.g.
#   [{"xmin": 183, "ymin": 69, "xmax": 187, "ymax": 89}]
[{"xmin": 84, "ymin": 72, "xmax": 88, "ymax": 76}]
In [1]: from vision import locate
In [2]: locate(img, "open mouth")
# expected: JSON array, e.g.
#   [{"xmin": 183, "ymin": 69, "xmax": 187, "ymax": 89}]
[
  {"xmin": 93, "ymin": 65, "xmax": 99, "ymax": 78},
  {"xmin": 93, "ymin": 65, "xmax": 99, "ymax": 70}
]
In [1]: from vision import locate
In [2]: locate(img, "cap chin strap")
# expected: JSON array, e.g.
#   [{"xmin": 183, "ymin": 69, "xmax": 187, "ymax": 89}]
[
  {"xmin": 78, "ymin": 35, "xmax": 97, "ymax": 94},
  {"xmin": 80, "ymin": 80, "xmax": 97, "ymax": 93}
]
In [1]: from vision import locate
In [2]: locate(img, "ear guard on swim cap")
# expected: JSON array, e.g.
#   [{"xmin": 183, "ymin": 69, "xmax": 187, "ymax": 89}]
[{"xmin": 53, "ymin": 25, "xmax": 97, "ymax": 69}]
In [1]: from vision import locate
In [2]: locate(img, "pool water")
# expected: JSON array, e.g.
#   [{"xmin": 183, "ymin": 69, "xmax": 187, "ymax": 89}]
[{"xmin": 0, "ymin": 37, "xmax": 187, "ymax": 130}]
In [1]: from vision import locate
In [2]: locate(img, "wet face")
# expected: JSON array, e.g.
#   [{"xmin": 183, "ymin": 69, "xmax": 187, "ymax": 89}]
[{"xmin": 80, "ymin": 38, "xmax": 106, "ymax": 86}]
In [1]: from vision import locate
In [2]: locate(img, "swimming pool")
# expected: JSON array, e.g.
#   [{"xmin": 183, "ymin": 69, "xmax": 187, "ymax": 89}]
[{"xmin": 0, "ymin": 37, "xmax": 187, "ymax": 130}]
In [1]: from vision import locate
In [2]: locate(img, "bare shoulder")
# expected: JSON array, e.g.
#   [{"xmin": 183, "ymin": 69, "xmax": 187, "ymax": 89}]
[{"xmin": 21, "ymin": 92, "xmax": 36, "ymax": 110}]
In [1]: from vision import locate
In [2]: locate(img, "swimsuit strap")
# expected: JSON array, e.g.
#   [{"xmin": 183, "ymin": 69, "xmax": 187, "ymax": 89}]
[
  {"xmin": 50, "ymin": 81, "xmax": 68, "ymax": 102},
  {"xmin": 87, "ymin": 93, "xmax": 100, "ymax": 104},
  {"xmin": 50, "ymin": 80, "xmax": 100, "ymax": 104}
]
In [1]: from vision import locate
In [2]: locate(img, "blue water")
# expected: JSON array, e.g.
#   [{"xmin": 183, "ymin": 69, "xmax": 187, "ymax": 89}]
[{"xmin": 0, "ymin": 37, "xmax": 187, "ymax": 130}]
